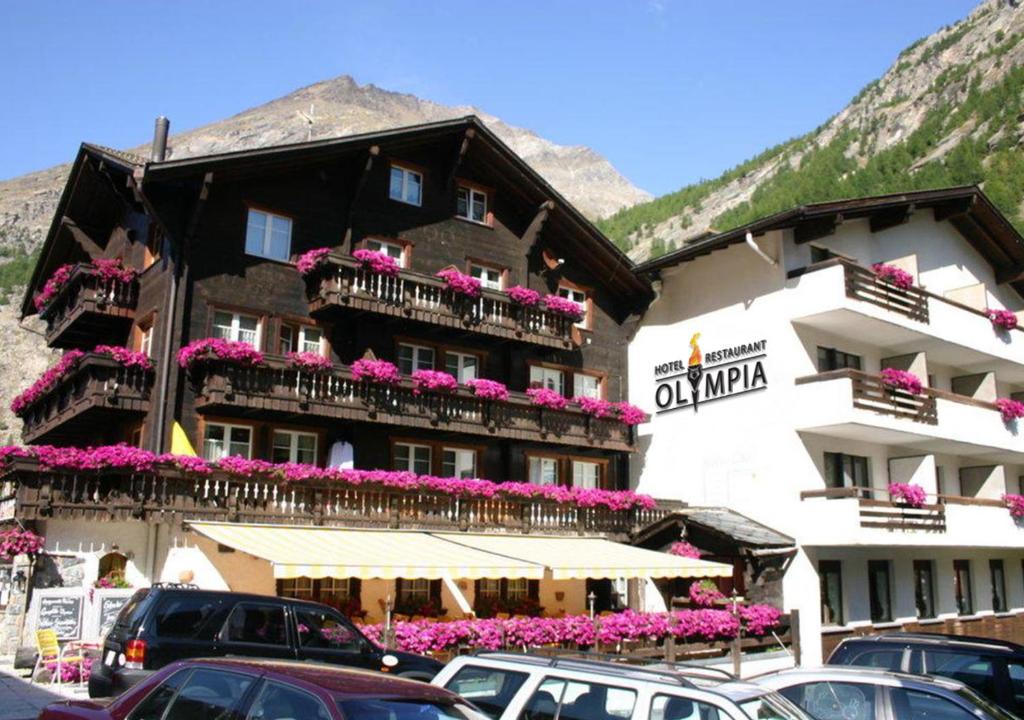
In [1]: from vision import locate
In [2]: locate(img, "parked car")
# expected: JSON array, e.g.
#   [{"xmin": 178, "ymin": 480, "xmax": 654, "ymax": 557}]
[
  {"xmin": 433, "ymin": 651, "xmax": 812, "ymax": 720},
  {"xmin": 88, "ymin": 585, "xmax": 443, "ymax": 698},
  {"xmin": 826, "ymin": 631, "xmax": 1024, "ymax": 716},
  {"xmin": 52, "ymin": 658, "xmax": 484, "ymax": 720},
  {"xmin": 754, "ymin": 666, "xmax": 1017, "ymax": 720}
]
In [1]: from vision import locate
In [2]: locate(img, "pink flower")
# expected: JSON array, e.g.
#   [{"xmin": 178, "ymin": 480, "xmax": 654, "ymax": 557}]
[
  {"xmin": 689, "ymin": 580, "xmax": 725, "ymax": 607},
  {"xmin": 988, "ymin": 309, "xmax": 1019, "ymax": 331},
  {"xmin": 574, "ymin": 396, "xmax": 615, "ymax": 418},
  {"xmin": 11, "ymin": 350, "xmax": 84, "ymax": 415},
  {"xmin": 872, "ymin": 263, "xmax": 914, "ymax": 290},
  {"xmin": 94, "ymin": 345, "xmax": 154, "ymax": 371},
  {"xmin": 527, "ymin": 387, "xmax": 568, "ymax": 410},
  {"xmin": 34, "ymin": 260, "xmax": 137, "ymax": 313},
  {"xmin": 1005, "ymin": 494, "xmax": 1024, "ymax": 518},
  {"xmin": 542, "ymin": 294, "xmax": 584, "ymax": 320},
  {"xmin": 0, "ymin": 529, "xmax": 44, "ymax": 559},
  {"xmin": 287, "ymin": 351, "xmax": 332, "ymax": 373},
  {"xmin": 352, "ymin": 249, "xmax": 401, "ymax": 277},
  {"xmin": 436, "ymin": 268, "xmax": 482, "ymax": 298},
  {"xmin": 350, "ymin": 358, "xmax": 401, "ymax": 385},
  {"xmin": 411, "ymin": 369, "xmax": 458, "ymax": 395},
  {"xmin": 465, "ymin": 378, "xmax": 509, "ymax": 401},
  {"xmin": 297, "ymin": 247, "xmax": 332, "ymax": 275},
  {"xmin": 506, "ymin": 286, "xmax": 541, "ymax": 306},
  {"xmin": 888, "ymin": 482, "xmax": 927, "ymax": 508},
  {"xmin": 668, "ymin": 542, "xmax": 702, "ymax": 559},
  {"xmin": 177, "ymin": 338, "xmax": 265, "ymax": 370},
  {"xmin": 91, "ymin": 258, "xmax": 136, "ymax": 284},
  {"xmin": 34, "ymin": 264, "xmax": 75, "ymax": 311},
  {"xmin": 615, "ymin": 402, "xmax": 647, "ymax": 426},
  {"xmin": 880, "ymin": 368, "xmax": 923, "ymax": 395},
  {"xmin": 996, "ymin": 397, "xmax": 1024, "ymax": 423}
]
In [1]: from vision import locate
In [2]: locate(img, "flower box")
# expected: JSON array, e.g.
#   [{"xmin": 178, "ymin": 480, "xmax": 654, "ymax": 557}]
[
  {"xmin": 436, "ymin": 268, "xmax": 482, "ymax": 298},
  {"xmin": 350, "ymin": 358, "xmax": 401, "ymax": 385},
  {"xmin": 177, "ymin": 338, "xmax": 265, "ymax": 370},
  {"xmin": 987, "ymin": 309, "xmax": 1019, "ymax": 331},
  {"xmin": 996, "ymin": 397, "xmax": 1024, "ymax": 423},
  {"xmin": 411, "ymin": 369, "xmax": 458, "ymax": 395},
  {"xmin": 880, "ymin": 368, "xmax": 923, "ymax": 395},
  {"xmin": 506, "ymin": 285, "xmax": 541, "ymax": 307},
  {"xmin": 543, "ymin": 294, "xmax": 584, "ymax": 320},
  {"xmin": 465, "ymin": 378, "xmax": 509, "ymax": 401},
  {"xmin": 871, "ymin": 263, "xmax": 914, "ymax": 290},
  {"xmin": 888, "ymin": 482, "xmax": 926, "ymax": 508},
  {"xmin": 287, "ymin": 351, "xmax": 333, "ymax": 373},
  {"xmin": 296, "ymin": 247, "xmax": 332, "ymax": 275},
  {"xmin": 352, "ymin": 249, "xmax": 400, "ymax": 277},
  {"xmin": 527, "ymin": 387, "xmax": 569, "ymax": 410}
]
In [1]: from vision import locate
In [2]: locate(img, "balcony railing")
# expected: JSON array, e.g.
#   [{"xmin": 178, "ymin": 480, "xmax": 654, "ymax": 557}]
[
  {"xmin": 4, "ymin": 457, "xmax": 682, "ymax": 539},
  {"xmin": 38, "ymin": 264, "xmax": 138, "ymax": 349},
  {"xmin": 305, "ymin": 254, "xmax": 578, "ymax": 349},
  {"xmin": 191, "ymin": 356, "xmax": 635, "ymax": 451},
  {"xmin": 19, "ymin": 354, "xmax": 154, "ymax": 444},
  {"xmin": 839, "ymin": 259, "xmax": 930, "ymax": 323},
  {"xmin": 800, "ymin": 487, "xmax": 947, "ymax": 532},
  {"xmin": 797, "ymin": 369, "xmax": 939, "ymax": 425}
]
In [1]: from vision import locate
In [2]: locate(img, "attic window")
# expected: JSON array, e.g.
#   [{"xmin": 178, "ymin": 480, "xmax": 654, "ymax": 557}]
[
  {"xmin": 389, "ymin": 165, "xmax": 422, "ymax": 206},
  {"xmin": 457, "ymin": 186, "xmax": 488, "ymax": 224},
  {"xmin": 245, "ymin": 208, "xmax": 292, "ymax": 262}
]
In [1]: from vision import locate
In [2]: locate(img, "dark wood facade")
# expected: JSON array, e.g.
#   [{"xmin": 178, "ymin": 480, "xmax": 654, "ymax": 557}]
[{"xmin": 20, "ymin": 119, "xmax": 652, "ymax": 493}]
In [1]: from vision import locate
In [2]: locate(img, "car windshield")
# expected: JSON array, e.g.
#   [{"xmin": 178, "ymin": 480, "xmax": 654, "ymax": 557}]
[
  {"xmin": 741, "ymin": 692, "xmax": 814, "ymax": 720},
  {"xmin": 956, "ymin": 687, "xmax": 1018, "ymax": 720},
  {"xmin": 336, "ymin": 698, "xmax": 489, "ymax": 719}
]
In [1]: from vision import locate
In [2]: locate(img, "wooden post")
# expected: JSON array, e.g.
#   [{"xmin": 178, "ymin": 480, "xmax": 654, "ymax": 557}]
[
  {"xmin": 790, "ymin": 609, "xmax": 801, "ymax": 666},
  {"xmin": 731, "ymin": 635, "xmax": 741, "ymax": 677}
]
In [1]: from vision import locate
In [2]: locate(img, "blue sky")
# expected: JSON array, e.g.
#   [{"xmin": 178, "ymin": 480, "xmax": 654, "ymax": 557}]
[{"xmin": 1, "ymin": 0, "xmax": 979, "ymax": 196}]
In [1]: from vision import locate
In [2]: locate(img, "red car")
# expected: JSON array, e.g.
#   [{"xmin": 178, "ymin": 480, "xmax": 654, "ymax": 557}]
[{"xmin": 41, "ymin": 658, "xmax": 485, "ymax": 720}]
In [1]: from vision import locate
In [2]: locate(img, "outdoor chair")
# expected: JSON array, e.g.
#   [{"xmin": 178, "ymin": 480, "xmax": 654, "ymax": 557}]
[{"xmin": 33, "ymin": 628, "xmax": 86, "ymax": 686}]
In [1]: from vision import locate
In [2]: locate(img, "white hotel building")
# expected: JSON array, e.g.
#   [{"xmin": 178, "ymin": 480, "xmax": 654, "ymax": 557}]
[{"xmin": 630, "ymin": 187, "xmax": 1024, "ymax": 663}]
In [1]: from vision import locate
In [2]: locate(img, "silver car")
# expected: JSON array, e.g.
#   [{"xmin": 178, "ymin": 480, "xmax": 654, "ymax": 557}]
[{"xmin": 753, "ymin": 666, "xmax": 1018, "ymax": 720}]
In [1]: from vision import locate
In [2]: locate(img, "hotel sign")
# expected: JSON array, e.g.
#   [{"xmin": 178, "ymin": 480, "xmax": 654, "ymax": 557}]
[{"xmin": 653, "ymin": 332, "xmax": 767, "ymax": 414}]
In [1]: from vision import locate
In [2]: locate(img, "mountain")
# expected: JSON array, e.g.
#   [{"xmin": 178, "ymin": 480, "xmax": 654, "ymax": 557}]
[{"xmin": 601, "ymin": 0, "xmax": 1024, "ymax": 262}]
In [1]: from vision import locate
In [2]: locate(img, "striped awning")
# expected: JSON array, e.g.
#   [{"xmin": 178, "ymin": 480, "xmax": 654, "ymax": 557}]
[
  {"xmin": 187, "ymin": 522, "xmax": 545, "ymax": 580},
  {"xmin": 187, "ymin": 522, "xmax": 733, "ymax": 581},
  {"xmin": 434, "ymin": 532, "xmax": 734, "ymax": 580}
]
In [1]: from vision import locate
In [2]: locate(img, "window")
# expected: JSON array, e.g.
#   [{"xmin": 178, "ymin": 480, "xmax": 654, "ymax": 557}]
[
  {"xmin": 572, "ymin": 461, "xmax": 600, "ymax": 489},
  {"xmin": 153, "ymin": 595, "xmax": 224, "ymax": 640},
  {"xmin": 848, "ymin": 650, "xmax": 903, "ymax": 671},
  {"xmin": 271, "ymin": 430, "xmax": 317, "ymax": 464},
  {"xmin": 136, "ymin": 318, "xmax": 155, "ymax": 358},
  {"xmin": 338, "ymin": 700, "xmax": 482, "ymax": 719},
  {"xmin": 990, "ymin": 559, "xmax": 1007, "ymax": 613},
  {"xmin": 245, "ymin": 208, "xmax": 292, "ymax": 262},
  {"xmin": 365, "ymin": 238, "xmax": 407, "ymax": 267},
  {"xmin": 573, "ymin": 373, "xmax": 602, "ymax": 400},
  {"xmin": 468, "ymin": 262, "xmax": 502, "ymax": 290},
  {"xmin": 477, "ymin": 579, "xmax": 501, "ymax": 598},
  {"xmin": 278, "ymin": 577, "xmax": 313, "ymax": 600},
  {"xmin": 528, "ymin": 456, "xmax": 559, "ymax": 486},
  {"xmin": 389, "ymin": 165, "xmax": 422, "ymax": 206},
  {"xmin": 445, "ymin": 351, "xmax": 480, "ymax": 382},
  {"xmin": 212, "ymin": 310, "xmax": 260, "ymax": 349},
  {"xmin": 443, "ymin": 665, "xmax": 529, "ymax": 720},
  {"xmin": 889, "ymin": 688, "xmax": 978, "ymax": 720},
  {"xmin": 868, "ymin": 560, "xmax": 893, "ymax": 623},
  {"xmin": 920, "ymin": 651, "xmax": 996, "ymax": 698},
  {"xmin": 820, "ymin": 560, "xmax": 844, "ymax": 625},
  {"xmin": 529, "ymin": 365, "xmax": 565, "ymax": 395},
  {"xmin": 398, "ymin": 578, "xmax": 430, "ymax": 605},
  {"xmin": 277, "ymin": 577, "xmax": 356, "ymax": 607},
  {"xmin": 914, "ymin": 560, "xmax": 936, "ymax": 619},
  {"xmin": 518, "ymin": 677, "xmax": 637, "ymax": 720},
  {"xmin": 164, "ymin": 669, "xmax": 253, "ymax": 720},
  {"xmin": 128, "ymin": 668, "xmax": 189, "ymax": 720},
  {"xmin": 442, "ymin": 447, "xmax": 477, "ymax": 478},
  {"xmin": 817, "ymin": 347, "xmax": 862, "ymax": 372},
  {"xmin": 223, "ymin": 604, "xmax": 287, "ymax": 646},
  {"xmin": 202, "ymin": 423, "xmax": 252, "ymax": 461},
  {"xmin": 506, "ymin": 578, "xmax": 529, "ymax": 601},
  {"xmin": 398, "ymin": 343, "xmax": 435, "ymax": 374},
  {"xmin": 279, "ymin": 324, "xmax": 323, "ymax": 355},
  {"xmin": 954, "ymin": 560, "xmax": 974, "ymax": 615},
  {"xmin": 457, "ymin": 186, "xmax": 488, "ymax": 224},
  {"xmin": 651, "ymin": 695, "xmax": 726, "ymax": 720},
  {"xmin": 293, "ymin": 607, "xmax": 362, "ymax": 653},
  {"xmin": 558, "ymin": 285, "xmax": 588, "ymax": 328},
  {"xmin": 394, "ymin": 443, "xmax": 431, "ymax": 474},
  {"xmin": 824, "ymin": 452, "xmax": 869, "ymax": 489},
  {"xmin": 778, "ymin": 682, "xmax": 877, "ymax": 720},
  {"xmin": 247, "ymin": 681, "xmax": 332, "ymax": 720}
]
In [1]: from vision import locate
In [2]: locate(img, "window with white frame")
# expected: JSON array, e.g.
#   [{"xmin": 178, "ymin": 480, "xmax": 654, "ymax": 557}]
[
  {"xmin": 558, "ymin": 286, "xmax": 588, "ymax": 328},
  {"xmin": 139, "ymin": 323, "xmax": 154, "ymax": 358},
  {"xmin": 394, "ymin": 443, "xmax": 432, "ymax": 475},
  {"xmin": 389, "ymin": 165, "xmax": 422, "ymax": 206},
  {"xmin": 529, "ymin": 366, "xmax": 565, "ymax": 395},
  {"xmin": 280, "ymin": 324, "xmax": 323, "ymax": 355},
  {"xmin": 442, "ymin": 447, "xmax": 477, "ymax": 478},
  {"xmin": 365, "ymin": 239, "xmax": 407, "ymax": 267},
  {"xmin": 272, "ymin": 430, "xmax": 318, "ymax": 465},
  {"xmin": 528, "ymin": 456, "xmax": 559, "ymax": 486},
  {"xmin": 245, "ymin": 209, "xmax": 293, "ymax": 262},
  {"xmin": 203, "ymin": 423, "xmax": 253, "ymax": 461},
  {"xmin": 397, "ymin": 343, "xmax": 435, "ymax": 375},
  {"xmin": 457, "ymin": 186, "xmax": 488, "ymax": 224},
  {"xmin": 573, "ymin": 373, "xmax": 602, "ymax": 400},
  {"xmin": 444, "ymin": 351, "xmax": 479, "ymax": 383},
  {"xmin": 468, "ymin": 262, "xmax": 502, "ymax": 290},
  {"xmin": 212, "ymin": 310, "xmax": 260, "ymax": 349},
  {"xmin": 572, "ymin": 460, "xmax": 600, "ymax": 489},
  {"xmin": 398, "ymin": 578, "xmax": 430, "ymax": 604}
]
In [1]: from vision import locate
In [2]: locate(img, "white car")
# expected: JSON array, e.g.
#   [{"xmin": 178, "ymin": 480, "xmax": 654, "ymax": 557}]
[{"xmin": 433, "ymin": 652, "xmax": 812, "ymax": 720}]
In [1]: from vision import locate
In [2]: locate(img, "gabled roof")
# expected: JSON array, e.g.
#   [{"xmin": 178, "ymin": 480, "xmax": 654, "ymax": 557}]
[{"xmin": 635, "ymin": 187, "xmax": 1024, "ymax": 291}]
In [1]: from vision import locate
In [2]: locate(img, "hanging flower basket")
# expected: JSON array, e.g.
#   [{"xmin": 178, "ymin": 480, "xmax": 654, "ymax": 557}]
[
  {"xmin": 880, "ymin": 368, "xmax": 923, "ymax": 395},
  {"xmin": 888, "ymin": 482, "xmax": 927, "ymax": 508},
  {"xmin": 350, "ymin": 358, "xmax": 401, "ymax": 385},
  {"xmin": 1004, "ymin": 494, "xmax": 1024, "ymax": 518},
  {"xmin": 667, "ymin": 542, "xmax": 702, "ymax": 559},
  {"xmin": 688, "ymin": 580, "xmax": 725, "ymax": 607},
  {"xmin": 527, "ymin": 387, "xmax": 568, "ymax": 410},
  {"xmin": 436, "ymin": 268, "xmax": 482, "ymax": 298},
  {"xmin": 987, "ymin": 309, "xmax": 1019, "ymax": 331},
  {"xmin": 411, "ymin": 369, "xmax": 458, "ymax": 395},
  {"xmin": 352, "ymin": 249, "xmax": 400, "ymax": 277},
  {"xmin": 287, "ymin": 351, "xmax": 332, "ymax": 373},
  {"xmin": 465, "ymin": 378, "xmax": 509, "ymax": 401},
  {"xmin": 871, "ymin": 263, "xmax": 914, "ymax": 290},
  {"xmin": 0, "ymin": 528, "xmax": 44, "ymax": 559},
  {"xmin": 506, "ymin": 285, "xmax": 541, "ymax": 307},
  {"xmin": 996, "ymin": 397, "xmax": 1024, "ymax": 424},
  {"xmin": 296, "ymin": 247, "xmax": 332, "ymax": 275}
]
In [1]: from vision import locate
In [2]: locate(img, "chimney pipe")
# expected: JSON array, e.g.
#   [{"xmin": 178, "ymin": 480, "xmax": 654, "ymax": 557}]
[{"xmin": 151, "ymin": 116, "xmax": 170, "ymax": 162}]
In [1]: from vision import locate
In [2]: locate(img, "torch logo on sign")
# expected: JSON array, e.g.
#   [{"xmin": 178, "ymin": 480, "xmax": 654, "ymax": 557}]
[
  {"xmin": 687, "ymin": 333, "xmax": 703, "ymax": 412},
  {"xmin": 653, "ymin": 332, "xmax": 768, "ymax": 415}
]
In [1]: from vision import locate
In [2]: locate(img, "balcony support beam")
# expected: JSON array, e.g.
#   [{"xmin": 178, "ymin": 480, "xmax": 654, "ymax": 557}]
[
  {"xmin": 342, "ymin": 145, "xmax": 380, "ymax": 249},
  {"xmin": 446, "ymin": 128, "xmax": 475, "ymax": 190},
  {"xmin": 933, "ymin": 196, "xmax": 975, "ymax": 223},
  {"xmin": 523, "ymin": 200, "xmax": 555, "ymax": 249},
  {"xmin": 794, "ymin": 213, "xmax": 843, "ymax": 244},
  {"xmin": 60, "ymin": 217, "xmax": 103, "ymax": 259},
  {"xmin": 869, "ymin": 204, "xmax": 915, "ymax": 234}
]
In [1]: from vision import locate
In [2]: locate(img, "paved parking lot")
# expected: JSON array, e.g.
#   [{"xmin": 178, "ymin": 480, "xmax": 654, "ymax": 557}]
[{"xmin": 0, "ymin": 666, "xmax": 85, "ymax": 720}]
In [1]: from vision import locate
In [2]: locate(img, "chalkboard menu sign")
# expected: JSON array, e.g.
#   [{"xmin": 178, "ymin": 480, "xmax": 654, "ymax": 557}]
[
  {"xmin": 99, "ymin": 596, "xmax": 128, "ymax": 637},
  {"xmin": 38, "ymin": 596, "xmax": 82, "ymax": 639}
]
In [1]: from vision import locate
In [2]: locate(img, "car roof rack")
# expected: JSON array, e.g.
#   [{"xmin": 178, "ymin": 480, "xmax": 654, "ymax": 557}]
[
  {"xmin": 470, "ymin": 650, "xmax": 699, "ymax": 688},
  {"xmin": 857, "ymin": 632, "xmax": 1022, "ymax": 653},
  {"xmin": 150, "ymin": 582, "xmax": 200, "ymax": 589}
]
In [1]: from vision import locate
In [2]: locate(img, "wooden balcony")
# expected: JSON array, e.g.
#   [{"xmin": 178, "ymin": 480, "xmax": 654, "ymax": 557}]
[
  {"xmin": 840, "ymin": 259, "xmax": 930, "ymax": 323},
  {"xmin": 38, "ymin": 264, "xmax": 138, "ymax": 349},
  {"xmin": 191, "ymin": 356, "xmax": 636, "ymax": 451},
  {"xmin": 3, "ymin": 457, "xmax": 682, "ymax": 539},
  {"xmin": 797, "ymin": 369, "xmax": 939, "ymax": 425},
  {"xmin": 305, "ymin": 254, "xmax": 578, "ymax": 349},
  {"xmin": 800, "ymin": 487, "xmax": 947, "ymax": 532},
  {"xmin": 19, "ymin": 354, "xmax": 154, "ymax": 444}
]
